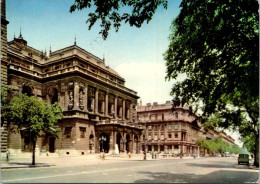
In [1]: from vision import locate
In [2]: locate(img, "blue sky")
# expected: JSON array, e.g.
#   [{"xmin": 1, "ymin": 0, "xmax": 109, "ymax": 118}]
[
  {"xmin": 6, "ymin": 0, "xmax": 181, "ymax": 105},
  {"xmin": 6, "ymin": 0, "xmax": 242, "ymax": 146}
]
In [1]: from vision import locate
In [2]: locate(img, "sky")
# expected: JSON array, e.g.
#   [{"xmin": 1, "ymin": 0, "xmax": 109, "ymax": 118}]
[{"xmin": 6, "ymin": 0, "xmax": 242, "ymax": 147}]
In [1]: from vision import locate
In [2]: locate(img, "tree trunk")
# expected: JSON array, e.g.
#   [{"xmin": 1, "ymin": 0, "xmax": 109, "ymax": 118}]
[
  {"xmin": 254, "ymin": 136, "xmax": 259, "ymax": 167},
  {"xmin": 32, "ymin": 140, "xmax": 36, "ymax": 165}
]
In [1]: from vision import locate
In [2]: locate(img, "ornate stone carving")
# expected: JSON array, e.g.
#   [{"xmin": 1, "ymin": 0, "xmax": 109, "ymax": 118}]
[
  {"xmin": 108, "ymin": 94, "xmax": 115, "ymax": 104},
  {"xmin": 118, "ymin": 97, "xmax": 123, "ymax": 106},
  {"xmin": 68, "ymin": 90, "xmax": 74, "ymax": 109},
  {"xmin": 99, "ymin": 90, "xmax": 105, "ymax": 101},
  {"xmin": 88, "ymin": 86, "xmax": 95, "ymax": 98},
  {"xmin": 79, "ymin": 88, "xmax": 84, "ymax": 110}
]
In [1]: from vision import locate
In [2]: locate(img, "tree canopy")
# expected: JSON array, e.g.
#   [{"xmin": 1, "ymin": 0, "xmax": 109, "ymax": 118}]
[
  {"xmin": 164, "ymin": 0, "xmax": 259, "ymax": 165},
  {"xmin": 70, "ymin": 0, "xmax": 168, "ymax": 39},
  {"xmin": 2, "ymin": 93, "xmax": 63, "ymax": 165},
  {"xmin": 196, "ymin": 137, "xmax": 243, "ymax": 156}
]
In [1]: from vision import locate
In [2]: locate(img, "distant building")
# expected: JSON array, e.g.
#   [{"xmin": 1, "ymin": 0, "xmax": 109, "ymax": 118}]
[
  {"xmin": 137, "ymin": 101, "xmax": 201, "ymax": 156},
  {"xmin": 137, "ymin": 101, "xmax": 235, "ymax": 156}
]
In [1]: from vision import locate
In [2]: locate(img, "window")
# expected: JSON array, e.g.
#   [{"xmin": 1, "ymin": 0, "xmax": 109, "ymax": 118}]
[
  {"xmin": 148, "ymin": 126, "xmax": 152, "ymax": 130},
  {"xmin": 175, "ymin": 112, "xmax": 178, "ymax": 119},
  {"xmin": 168, "ymin": 134, "xmax": 172, "ymax": 139},
  {"xmin": 154, "ymin": 135, "xmax": 158, "ymax": 140},
  {"xmin": 149, "ymin": 115, "xmax": 151, "ymax": 120},
  {"xmin": 65, "ymin": 127, "xmax": 72, "ymax": 138},
  {"xmin": 174, "ymin": 124, "xmax": 178, "ymax": 130},
  {"xmin": 168, "ymin": 125, "xmax": 172, "ymax": 130},
  {"xmin": 154, "ymin": 125, "xmax": 158, "ymax": 131},
  {"xmin": 162, "ymin": 114, "xmax": 164, "ymax": 121},
  {"xmin": 161, "ymin": 135, "xmax": 164, "ymax": 140},
  {"xmin": 160, "ymin": 125, "xmax": 164, "ymax": 131},
  {"xmin": 148, "ymin": 135, "xmax": 152, "ymax": 140},
  {"xmin": 175, "ymin": 133, "xmax": 178, "ymax": 138},
  {"xmin": 80, "ymin": 127, "xmax": 86, "ymax": 138}
]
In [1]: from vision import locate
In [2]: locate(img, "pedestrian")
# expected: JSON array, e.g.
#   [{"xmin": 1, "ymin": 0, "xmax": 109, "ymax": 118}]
[{"xmin": 6, "ymin": 149, "xmax": 10, "ymax": 161}]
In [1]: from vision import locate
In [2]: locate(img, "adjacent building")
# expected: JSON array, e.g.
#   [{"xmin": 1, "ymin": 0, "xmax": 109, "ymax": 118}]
[{"xmin": 137, "ymin": 101, "xmax": 235, "ymax": 156}]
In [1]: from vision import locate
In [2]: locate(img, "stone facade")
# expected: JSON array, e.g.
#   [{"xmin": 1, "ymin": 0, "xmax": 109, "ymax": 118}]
[
  {"xmin": 6, "ymin": 34, "xmax": 143, "ymax": 155},
  {"xmin": 137, "ymin": 101, "xmax": 235, "ymax": 156},
  {"xmin": 1, "ymin": 0, "xmax": 9, "ymax": 152}
]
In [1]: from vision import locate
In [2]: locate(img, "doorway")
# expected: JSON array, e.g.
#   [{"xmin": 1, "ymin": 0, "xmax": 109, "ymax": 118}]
[{"xmin": 49, "ymin": 137, "xmax": 55, "ymax": 153}]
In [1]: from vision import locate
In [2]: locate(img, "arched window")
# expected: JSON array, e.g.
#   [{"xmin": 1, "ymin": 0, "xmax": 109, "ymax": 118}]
[
  {"xmin": 22, "ymin": 86, "xmax": 33, "ymax": 96},
  {"xmin": 51, "ymin": 88, "xmax": 58, "ymax": 104}
]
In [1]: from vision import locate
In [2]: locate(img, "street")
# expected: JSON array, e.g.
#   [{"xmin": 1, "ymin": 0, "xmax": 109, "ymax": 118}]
[{"xmin": 1, "ymin": 157, "xmax": 259, "ymax": 183}]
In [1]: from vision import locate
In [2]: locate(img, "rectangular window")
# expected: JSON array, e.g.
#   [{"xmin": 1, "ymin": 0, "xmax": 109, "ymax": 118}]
[
  {"xmin": 174, "ymin": 124, "xmax": 178, "ymax": 130},
  {"xmin": 168, "ymin": 125, "xmax": 172, "ymax": 130},
  {"xmin": 148, "ymin": 135, "xmax": 152, "ymax": 140},
  {"xmin": 148, "ymin": 126, "xmax": 152, "ymax": 130},
  {"xmin": 168, "ymin": 134, "xmax": 172, "ymax": 139},
  {"xmin": 80, "ymin": 127, "xmax": 86, "ymax": 138},
  {"xmin": 154, "ymin": 135, "xmax": 158, "ymax": 140},
  {"xmin": 161, "ymin": 125, "xmax": 164, "ymax": 131},
  {"xmin": 64, "ymin": 127, "xmax": 72, "ymax": 138},
  {"xmin": 161, "ymin": 135, "xmax": 164, "ymax": 140},
  {"xmin": 175, "ymin": 133, "xmax": 178, "ymax": 138},
  {"xmin": 175, "ymin": 112, "xmax": 178, "ymax": 119}
]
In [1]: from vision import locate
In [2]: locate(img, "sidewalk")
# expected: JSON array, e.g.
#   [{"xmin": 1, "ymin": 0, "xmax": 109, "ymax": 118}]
[{"xmin": 1, "ymin": 154, "xmax": 197, "ymax": 169}]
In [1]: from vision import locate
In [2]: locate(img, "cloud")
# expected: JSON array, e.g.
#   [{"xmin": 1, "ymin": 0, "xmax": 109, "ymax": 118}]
[{"xmin": 115, "ymin": 61, "xmax": 173, "ymax": 104}]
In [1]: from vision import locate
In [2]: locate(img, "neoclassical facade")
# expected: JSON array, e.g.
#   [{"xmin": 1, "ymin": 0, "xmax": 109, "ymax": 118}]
[
  {"xmin": 137, "ymin": 101, "xmax": 235, "ymax": 156},
  {"xmin": 6, "ymin": 34, "xmax": 143, "ymax": 155}
]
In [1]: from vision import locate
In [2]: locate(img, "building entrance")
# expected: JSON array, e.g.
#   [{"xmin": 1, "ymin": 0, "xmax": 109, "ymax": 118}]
[
  {"xmin": 49, "ymin": 137, "xmax": 55, "ymax": 153},
  {"xmin": 99, "ymin": 133, "xmax": 109, "ymax": 153}
]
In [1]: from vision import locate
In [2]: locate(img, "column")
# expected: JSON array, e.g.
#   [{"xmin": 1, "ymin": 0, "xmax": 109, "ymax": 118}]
[
  {"xmin": 129, "ymin": 103, "xmax": 133, "ymax": 122},
  {"xmin": 105, "ymin": 93, "xmax": 108, "ymax": 116},
  {"xmin": 152, "ymin": 146, "xmax": 154, "ymax": 152},
  {"xmin": 172, "ymin": 145, "xmax": 174, "ymax": 154},
  {"xmin": 114, "ymin": 96, "xmax": 117, "ymax": 119},
  {"xmin": 158, "ymin": 125, "xmax": 161, "ymax": 139},
  {"xmin": 132, "ymin": 134, "xmax": 135, "ymax": 153},
  {"xmin": 65, "ymin": 90, "xmax": 69, "ymax": 110},
  {"xmin": 109, "ymin": 131, "xmax": 114, "ymax": 154},
  {"xmin": 84, "ymin": 84, "xmax": 88, "ymax": 111},
  {"xmin": 74, "ymin": 81, "xmax": 79, "ymax": 110},
  {"xmin": 95, "ymin": 89, "xmax": 99, "ymax": 113},
  {"xmin": 122, "ymin": 99, "xmax": 125, "ymax": 120},
  {"xmin": 46, "ymin": 94, "xmax": 51, "ymax": 104},
  {"xmin": 123, "ymin": 133, "xmax": 126, "ymax": 152}
]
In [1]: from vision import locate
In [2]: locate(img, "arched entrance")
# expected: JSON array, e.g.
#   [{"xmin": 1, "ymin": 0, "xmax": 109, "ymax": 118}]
[
  {"xmin": 116, "ymin": 133, "xmax": 122, "ymax": 152},
  {"xmin": 22, "ymin": 85, "xmax": 33, "ymax": 96},
  {"xmin": 89, "ymin": 134, "xmax": 94, "ymax": 153},
  {"xmin": 126, "ymin": 134, "xmax": 131, "ymax": 153},
  {"xmin": 99, "ymin": 133, "xmax": 109, "ymax": 153}
]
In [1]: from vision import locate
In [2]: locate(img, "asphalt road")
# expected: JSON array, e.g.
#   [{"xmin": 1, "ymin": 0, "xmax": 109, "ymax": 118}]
[{"xmin": 1, "ymin": 157, "xmax": 259, "ymax": 183}]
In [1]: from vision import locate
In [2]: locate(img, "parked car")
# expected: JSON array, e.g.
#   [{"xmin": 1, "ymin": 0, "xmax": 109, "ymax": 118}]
[{"xmin": 238, "ymin": 154, "xmax": 250, "ymax": 165}]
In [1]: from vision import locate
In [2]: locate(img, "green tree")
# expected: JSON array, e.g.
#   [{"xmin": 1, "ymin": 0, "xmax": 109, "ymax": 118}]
[
  {"xmin": 164, "ymin": 0, "xmax": 259, "ymax": 166},
  {"xmin": 240, "ymin": 132, "xmax": 255, "ymax": 155},
  {"xmin": 70, "ymin": 0, "xmax": 168, "ymax": 39},
  {"xmin": 196, "ymin": 137, "xmax": 208, "ymax": 156},
  {"xmin": 3, "ymin": 94, "xmax": 63, "ymax": 165},
  {"xmin": 230, "ymin": 144, "xmax": 243, "ymax": 154}
]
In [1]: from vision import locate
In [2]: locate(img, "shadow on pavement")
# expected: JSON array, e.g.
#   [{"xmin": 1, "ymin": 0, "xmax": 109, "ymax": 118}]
[
  {"xmin": 185, "ymin": 163, "xmax": 235, "ymax": 169},
  {"xmin": 134, "ymin": 170, "xmax": 259, "ymax": 183},
  {"xmin": 2, "ymin": 162, "xmax": 55, "ymax": 169}
]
